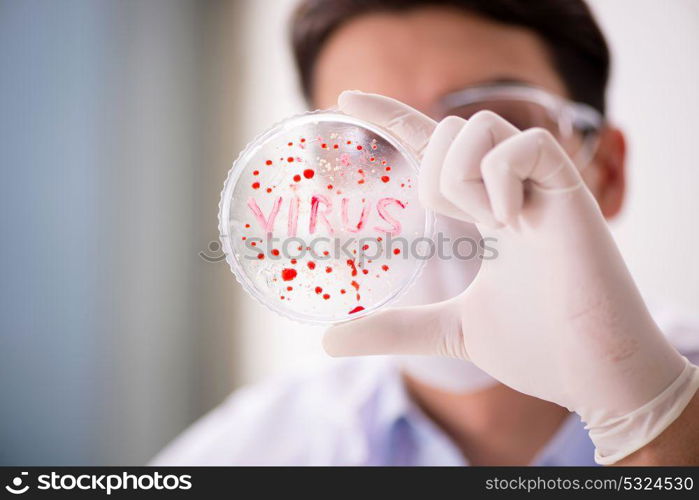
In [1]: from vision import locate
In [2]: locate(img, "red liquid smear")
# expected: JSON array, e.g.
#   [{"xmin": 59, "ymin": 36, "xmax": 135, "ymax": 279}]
[
  {"xmin": 271, "ymin": 249, "xmax": 280, "ymax": 256},
  {"xmin": 362, "ymin": 269, "xmax": 369, "ymax": 275},
  {"xmin": 287, "ymin": 142, "xmax": 293, "ymax": 146},
  {"xmin": 346, "ymin": 140, "xmax": 352, "ymax": 145},
  {"xmin": 281, "ymin": 268, "xmax": 297, "ymax": 281},
  {"xmin": 322, "ymin": 293, "xmax": 330, "ymax": 300},
  {"xmin": 381, "ymin": 265, "xmax": 389, "ymax": 271},
  {"xmin": 321, "ymin": 143, "xmax": 327, "ymax": 149},
  {"xmin": 245, "ymin": 223, "xmax": 250, "ymax": 228},
  {"xmin": 300, "ymin": 138, "xmax": 306, "ymax": 143},
  {"xmin": 287, "ymin": 157, "xmax": 294, "ymax": 163},
  {"xmin": 293, "ymin": 174, "xmax": 301, "ymax": 182},
  {"xmin": 266, "ymin": 160, "xmax": 273, "ymax": 165},
  {"xmin": 381, "ymin": 176, "xmax": 390, "ymax": 183},
  {"xmin": 333, "ymin": 144, "xmax": 339, "ymax": 149},
  {"xmin": 351, "ymin": 280, "xmax": 360, "ymax": 291},
  {"xmin": 358, "ymin": 179, "xmax": 365, "ymax": 184},
  {"xmin": 346, "ymin": 259, "xmax": 358, "ymax": 277},
  {"xmin": 362, "ymin": 244, "xmax": 369, "ymax": 251},
  {"xmin": 303, "ymin": 169, "xmax": 315, "ymax": 179},
  {"xmin": 307, "ymin": 261, "xmax": 316, "ymax": 270},
  {"xmin": 349, "ymin": 306, "xmax": 365, "ymax": 314},
  {"xmin": 315, "ymin": 286, "xmax": 323, "ymax": 294},
  {"xmin": 252, "ymin": 182, "xmax": 260, "ymax": 189},
  {"xmin": 325, "ymin": 266, "xmax": 332, "ymax": 273},
  {"xmin": 257, "ymin": 253, "xmax": 264, "ymax": 260}
]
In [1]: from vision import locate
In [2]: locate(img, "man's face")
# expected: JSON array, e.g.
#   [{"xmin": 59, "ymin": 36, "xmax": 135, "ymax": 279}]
[{"xmin": 311, "ymin": 7, "xmax": 625, "ymax": 218}]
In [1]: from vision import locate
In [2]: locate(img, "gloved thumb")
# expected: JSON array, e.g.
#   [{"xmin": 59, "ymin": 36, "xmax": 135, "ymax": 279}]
[
  {"xmin": 322, "ymin": 299, "xmax": 467, "ymax": 359},
  {"xmin": 338, "ymin": 90, "xmax": 437, "ymax": 155}
]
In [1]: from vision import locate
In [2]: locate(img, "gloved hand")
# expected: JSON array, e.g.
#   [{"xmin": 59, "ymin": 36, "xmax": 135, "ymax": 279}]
[{"xmin": 324, "ymin": 90, "xmax": 699, "ymax": 464}]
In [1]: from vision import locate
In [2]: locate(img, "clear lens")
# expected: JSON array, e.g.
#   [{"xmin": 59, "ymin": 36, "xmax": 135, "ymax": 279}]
[{"xmin": 437, "ymin": 88, "xmax": 603, "ymax": 169}]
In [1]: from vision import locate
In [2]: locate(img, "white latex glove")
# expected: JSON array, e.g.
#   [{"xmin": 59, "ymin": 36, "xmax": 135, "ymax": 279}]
[{"xmin": 324, "ymin": 90, "xmax": 699, "ymax": 464}]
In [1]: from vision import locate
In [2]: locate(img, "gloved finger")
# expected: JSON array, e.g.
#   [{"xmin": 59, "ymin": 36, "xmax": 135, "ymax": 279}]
[
  {"xmin": 418, "ymin": 115, "xmax": 475, "ymax": 222},
  {"xmin": 439, "ymin": 111, "xmax": 519, "ymax": 227},
  {"xmin": 480, "ymin": 128, "xmax": 583, "ymax": 225},
  {"xmin": 338, "ymin": 90, "xmax": 437, "ymax": 155},
  {"xmin": 322, "ymin": 300, "xmax": 467, "ymax": 359}
]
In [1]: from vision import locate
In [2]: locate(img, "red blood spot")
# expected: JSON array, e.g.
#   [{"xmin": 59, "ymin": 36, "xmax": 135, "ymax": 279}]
[
  {"xmin": 322, "ymin": 293, "xmax": 330, "ymax": 300},
  {"xmin": 307, "ymin": 261, "xmax": 316, "ymax": 270},
  {"xmin": 362, "ymin": 244, "xmax": 369, "ymax": 251},
  {"xmin": 369, "ymin": 157, "xmax": 375, "ymax": 162},
  {"xmin": 340, "ymin": 289, "xmax": 346, "ymax": 294},
  {"xmin": 381, "ymin": 265, "xmax": 389, "ymax": 271},
  {"xmin": 266, "ymin": 187, "xmax": 272, "ymax": 193},
  {"xmin": 358, "ymin": 169, "xmax": 364, "ymax": 174},
  {"xmin": 287, "ymin": 157, "xmax": 294, "ymax": 163},
  {"xmin": 303, "ymin": 169, "xmax": 315, "ymax": 179},
  {"xmin": 351, "ymin": 280, "xmax": 360, "ymax": 291},
  {"xmin": 385, "ymin": 166, "xmax": 391, "ymax": 172},
  {"xmin": 251, "ymin": 242, "xmax": 256, "ymax": 247},
  {"xmin": 290, "ymin": 259, "xmax": 297, "ymax": 264},
  {"xmin": 281, "ymin": 268, "xmax": 297, "ymax": 281},
  {"xmin": 252, "ymin": 182, "xmax": 260, "ymax": 189},
  {"xmin": 241, "ymin": 236, "xmax": 246, "ymax": 241},
  {"xmin": 358, "ymin": 179, "xmax": 365, "ymax": 184},
  {"xmin": 346, "ymin": 259, "xmax": 358, "ymax": 277},
  {"xmin": 325, "ymin": 266, "xmax": 332, "ymax": 273},
  {"xmin": 327, "ymin": 184, "xmax": 333, "ymax": 190},
  {"xmin": 266, "ymin": 160, "xmax": 272, "ymax": 165},
  {"xmin": 377, "ymin": 237, "xmax": 383, "ymax": 242},
  {"xmin": 333, "ymin": 144, "xmax": 339, "ymax": 149},
  {"xmin": 393, "ymin": 248, "xmax": 401, "ymax": 255},
  {"xmin": 356, "ymin": 145, "xmax": 363, "ymax": 150},
  {"xmin": 347, "ymin": 140, "xmax": 352, "ymax": 144},
  {"xmin": 381, "ymin": 160, "xmax": 387, "ymax": 165},
  {"xmin": 349, "ymin": 306, "xmax": 365, "ymax": 314},
  {"xmin": 245, "ymin": 223, "xmax": 250, "ymax": 228},
  {"xmin": 321, "ymin": 143, "xmax": 327, "ymax": 149},
  {"xmin": 253, "ymin": 170, "xmax": 259, "ymax": 176},
  {"xmin": 287, "ymin": 286, "xmax": 293, "ymax": 291},
  {"xmin": 381, "ymin": 176, "xmax": 390, "ymax": 183},
  {"xmin": 280, "ymin": 296, "xmax": 285, "ymax": 300},
  {"xmin": 400, "ymin": 183, "xmax": 405, "ymax": 187},
  {"xmin": 287, "ymin": 142, "xmax": 293, "ymax": 146},
  {"xmin": 356, "ymin": 293, "xmax": 361, "ymax": 300},
  {"xmin": 257, "ymin": 253, "xmax": 264, "ymax": 260},
  {"xmin": 271, "ymin": 249, "xmax": 280, "ymax": 256},
  {"xmin": 293, "ymin": 174, "xmax": 301, "ymax": 182},
  {"xmin": 362, "ymin": 269, "xmax": 369, "ymax": 275},
  {"xmin": 315, "ymin": 286, "xmax": 323, "ymax": 294},
  {"xmin": 300, "ymin": 138, "xmax": 306, "ymax": 142}
]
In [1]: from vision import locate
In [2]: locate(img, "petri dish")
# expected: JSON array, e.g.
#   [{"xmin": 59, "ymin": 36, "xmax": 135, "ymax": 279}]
[{"xmin": 219, "ymin": 110, "xmax": 433, "ymax": 324}]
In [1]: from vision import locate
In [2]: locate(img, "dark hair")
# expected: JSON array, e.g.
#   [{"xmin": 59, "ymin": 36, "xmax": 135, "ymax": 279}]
[{"xmin": 291, "ymin": 0, "xmax": 610, "ymax": 114}]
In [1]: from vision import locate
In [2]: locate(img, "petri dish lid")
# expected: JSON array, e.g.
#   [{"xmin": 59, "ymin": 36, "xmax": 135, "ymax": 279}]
[{"xmin": 219, "ymin": 110, "xmax": 434, "ymax": 324}]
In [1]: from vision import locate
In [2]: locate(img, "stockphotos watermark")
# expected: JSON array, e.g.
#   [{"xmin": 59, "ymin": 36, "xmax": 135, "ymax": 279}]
[
  {"xmin": 200, "ymin": 233, "xmax": 499, "ymax": 263},
  {"xmin": 4, "ymin": 471, "xmax": 191, "ymax": 496}
]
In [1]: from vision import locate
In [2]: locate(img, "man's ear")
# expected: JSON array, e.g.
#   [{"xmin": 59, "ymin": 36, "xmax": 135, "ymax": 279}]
[{"xmin": 592, "ymin": 126, "xmax": 626, "ymax": 219}]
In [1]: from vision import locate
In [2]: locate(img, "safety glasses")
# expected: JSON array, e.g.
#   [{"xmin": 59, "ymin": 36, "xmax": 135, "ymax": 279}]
[{"xmin": 435, "ymin": 83, "xmax": 605, "ymax": 169}]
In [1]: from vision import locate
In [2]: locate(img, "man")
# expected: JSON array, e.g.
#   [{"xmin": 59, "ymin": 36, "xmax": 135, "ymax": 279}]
[{"xmin": 152, "ymin": 0, "xmax": 699, "ymax": 465}]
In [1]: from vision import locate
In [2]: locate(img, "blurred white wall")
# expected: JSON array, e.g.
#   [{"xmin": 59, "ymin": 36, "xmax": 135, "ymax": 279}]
[{"xmin": 235, "ymin": 0, "xmax": 699, "ymax": 384}]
